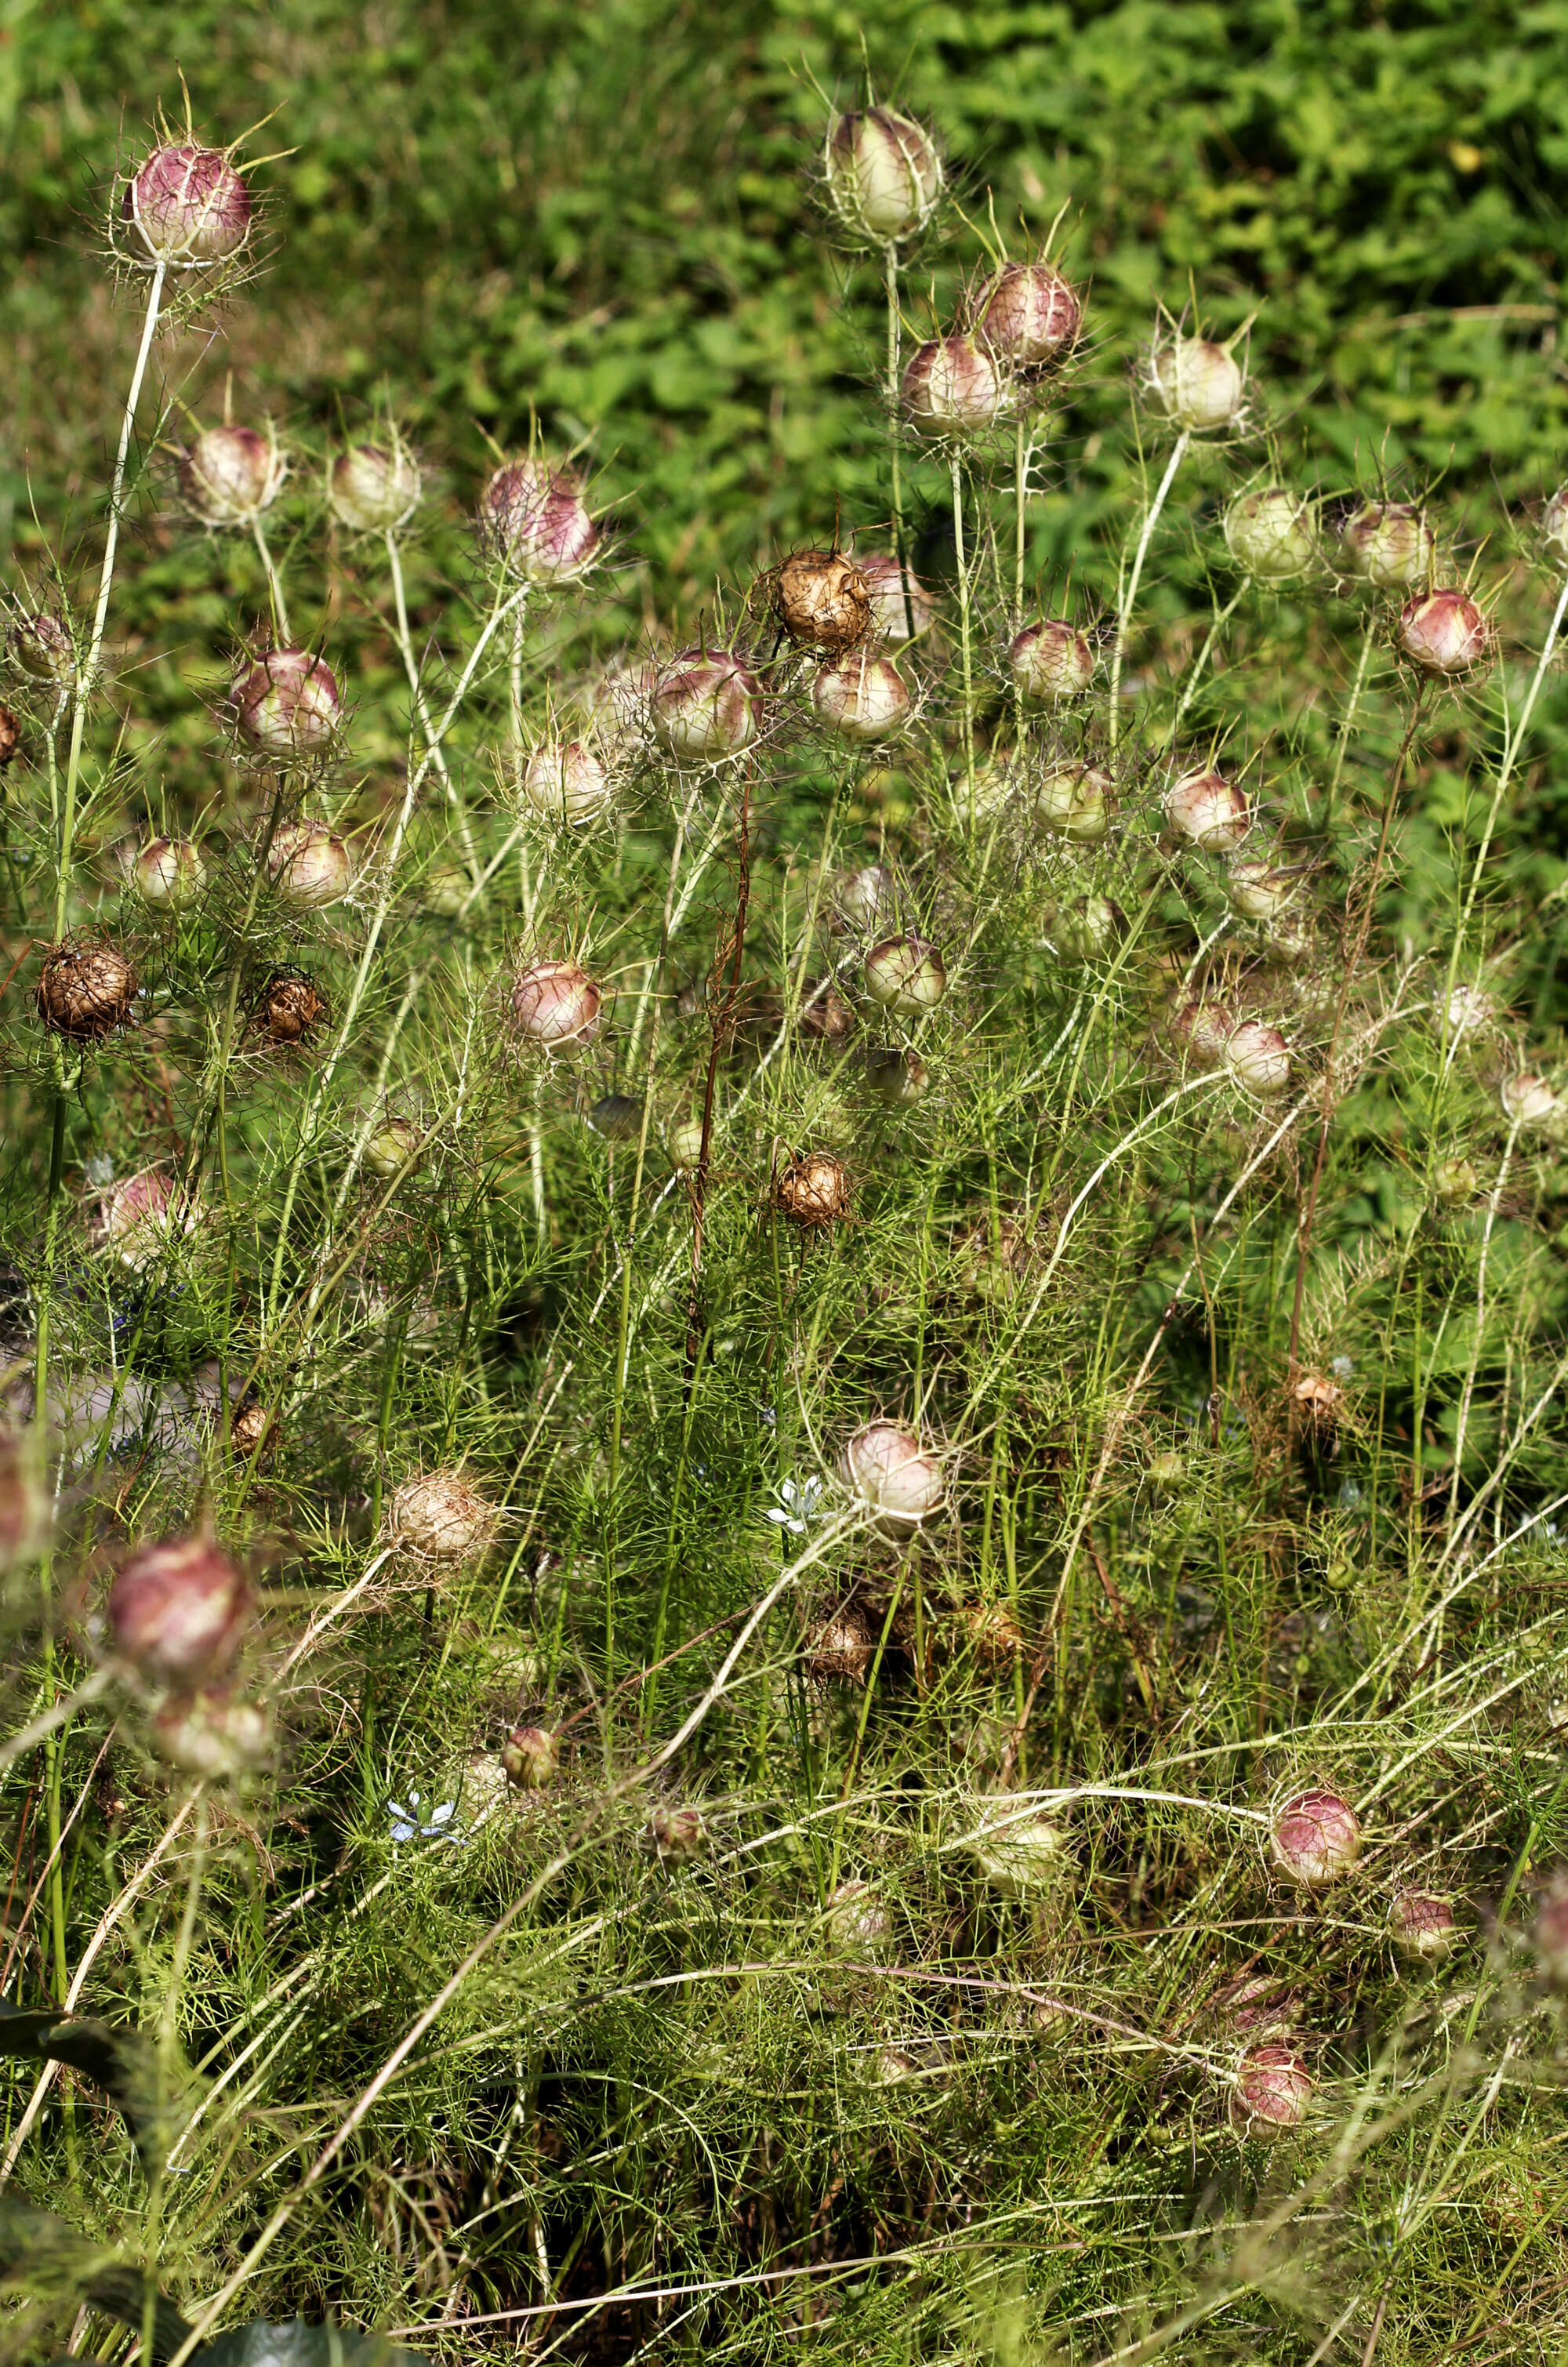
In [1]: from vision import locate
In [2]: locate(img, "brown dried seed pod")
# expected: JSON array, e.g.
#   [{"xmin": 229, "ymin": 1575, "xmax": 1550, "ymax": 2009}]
[
  {"xmin": 797, "ymin": 978, "xmax": 855, "ymax": 1042},
  {"xmin": 774, "ymin": 550, "xmax": 872, "ymax": 652},
  {"xmin": 953, "ymin": 1600, "xmax": 1023, "ymax": 1668},
  {"xmin": 775, "ymin": 1150, "xmax": 850, "ymax": 1226},
  {"xmin": 230, "ymin": 1400, "xmax": 278, "ymax": 1461},
  {"xmin": 36, "ymin": 942, "xmax": 136, "ymax": 1040},
  {"xmin": 0, "ymin": 705, "xmax": 20, "ymax": 768},
  {"xmin": 803, "ymin": 1602, "xmax": 877, "ymax": 1686},
  {"xmin": 261, "ymin": 972, "xmax": 328, "ymax": 1044}
]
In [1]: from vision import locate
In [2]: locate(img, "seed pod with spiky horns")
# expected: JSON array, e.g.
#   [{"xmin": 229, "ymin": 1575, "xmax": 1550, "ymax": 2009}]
[
  {"xmin": 329, "ymin": 441, "xmax": 422, "ymax": 532},
  {"xmin": 1009, "ymin": 620, "xmax": 1094, "ymax": 705},
  {"xmin": 124, "ymin": 142, "xmax": 252, "ymax": 265},
  {"xmin": 1150, "ymin": 334, "xmax": 1246, "ymax": 431},
  {"xmin": 511, "ymin": 960, "xmax": 604, "ymax": 1048},
  {"xmin": 232, "ymin": 651, "xmax": 343, "ymax": 757},
  {"xmin": 824, "ymin": 109, "xmax": 942, "ymax": 243},
  {"xmin": 37, "ymin": 943, "xmax": 136, "ymax": 1040},
  {"xmin": 902, "ymin": 336, "xmax": 1007, "ymax": 438},
  {"xmin": 1230, "ymin": 2042, "xmax": 1312, "ymax": 2137},
  {"xmin": 180, "ymin": 424, "xmax": 285, "ymax": 525},
  {"xmin": 974, "ymin": 262, "xmax": 1081, "ymax": 366},
  {"xmin": 108, "ymin": 1536, "xmax": 251, "ymax": 1684},
  {"xmin": 388, "ymin": 1468, "xmax": 496, "ymax": 1567}
]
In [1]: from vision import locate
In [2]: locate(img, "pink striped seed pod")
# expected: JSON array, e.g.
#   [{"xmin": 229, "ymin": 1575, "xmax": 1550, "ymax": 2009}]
[
  {"xmin": 1272, "ymin": 1788, "xmax": 1361, "ymax": 1886},
  {"xmin": 1150, "ymin": 335, "xmax": 1245, "ymax": 431},
  {"xmin": 480, "ymin": 460, "xmax": 600, "ymax": 583},
  {"xmin": 329, "ymin": 441, "xmax": 422, "ymax": 532},
  {"xmin": 825, "ymin": 110, "xmax": 942, "ymax": 242},
  {"xmin": 650, "ymin": 649, "xmax": 764, "ymax": 761},
  {"xmin": 865, "ymin": 933, "xmax": 946, "ymax": 1015},
  {"xmin": 1501, "ymin": 1070, "xmax": 1563, "ymax": 1130},
  {"xmin": 1009, "ymin": 620, "xmax": 1094, "ymax": 705},
  {"xmin": 520, "ymin": 739, "xmax": 614, "ymax": 825},
  {"xmin": 510, "ymin": 958, "xmax": 604, "ymax": 1048},
  {"xmin": 839, "ymin": 1421, "xmax": 944, "ymax": 1531},
  {"xmin": 266, "ymin": 822, "xmax": 353, "ymax": 909},
  {"xmin": 11, "ymin": 614, "xmax": 75, "ymax": 683},
  {"xmin": 132, "ymin": 836, "xmax": 206, "ymax": 909},
  {"xmin": 1341, "ymin": 502, "xmax": 1434, "ymax": 590},
  {"xmin": 1397, "ymin": 588, "xmax": 1489, "ymax": 676},
  {"xmin": 125, "ymin": 142, "xmax": 252, "ymax": 265},
  {"xmin": 1036, "ymin": 762, "xmax": 1110, "ymax": 844},
  {"xmin": 180, "ymin": 424, "xmax": 285, "ymax": 525},
  {"xmin": 109, "ymin": 1536, "xmax": 251, "ymax": 1683},
  {"xmin": 854, "ymin": 553, "xmax": 935, "ymax": 646},
  {"xmin": 651, "ymin": 1804, "xmax": 708, "ymax": 1859},
  {"xmin": 1230, "ymin": 2042, "xmax": 1312, "ymax": 2137},
  {"xmin": 1390, "ymin": 1890, "xmax": 1458, "ymax": 1963},
  {"xmin": 1224, "ymin": 487, "xmax": 1317, "ymax": 580},
  {"xmin": 1164, "ymin": 768, "xmax": 1250, "ymax": 851},
  {"xmin": 232, "ymin": 650, "xmax": 343, "ymax": 757},
  {"xmin": 1227, "ymin": 860, "xmax": 1298, "ymax": 924},
  {"xmin": 902, "ymin": 336, "xmax": 1007, "ymax": 437},
  {"xmin": 98, "ymin": 1168, "xmax": 195, "ymax": 1272},
  {"xmin": 974, "ymin": 262, "xmax": 1081, "ymax": 365},
  {"xmin": 811, "ymin": 654, "xmax": 911, "ymax": 744},
  {"xmin": 1223, "ymin": 1019, "xmax": 1291, "ymax": 1098},
  {"xmin": 502, "ymin": 1723, "xmax": 561, "ymax": 1788},
  {"xmin": 865, "ymin": 1046, "xmax": 929, "ymax": 1106},
  {"xmin": 1168, "ymin": 999, "xmax": 1234, "ymax": 1069}
]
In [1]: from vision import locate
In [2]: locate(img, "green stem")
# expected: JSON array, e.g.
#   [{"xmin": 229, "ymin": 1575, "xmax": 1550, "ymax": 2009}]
[
  {"xmin": 252, "ymin": 514, "xmax": 290, "ymax": 647},
  {"xmin": 1322, "ymin": 605, "xmax": 1377, "ymax": 834},
  {"xmin": 884, "ymin": 243, "xmax": 915, "ymax": 641},
  {"xmin": 1109, "ymin": 428, "xmax": 1189, "ymax": 757},
  {"xmin": 950, "ymin": 452, "xmax": 975, "ymax": 824}
]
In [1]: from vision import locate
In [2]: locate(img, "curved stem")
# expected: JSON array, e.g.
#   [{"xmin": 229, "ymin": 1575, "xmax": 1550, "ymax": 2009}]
[{"xmin": 1109, "ymin": 428, "xmax": 1189, "ymax": 757}]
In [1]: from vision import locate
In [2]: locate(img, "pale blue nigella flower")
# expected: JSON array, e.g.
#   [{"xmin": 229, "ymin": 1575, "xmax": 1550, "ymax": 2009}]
[
  {"xmin": 387, "ymin": 1790, "xmax": 465, "ymax": 1845},
  {"xmin": 762, "ymin": 1475, "xmax": 825, "ymax": 1536}
]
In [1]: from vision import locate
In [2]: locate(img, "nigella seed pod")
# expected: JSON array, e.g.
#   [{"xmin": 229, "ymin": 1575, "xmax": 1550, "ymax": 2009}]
[
  {"xmin": 798, "ymin": 978, "xmax": 854, "ymax": 1041},
  {"xmin": 1543, "ymin": 487, "xmax": 1568, "ymax": 568},
  {"xmin": 1009, "ymin": 620, "xmax": 1094, "ymax": 706},
  {"xmin": 363, "ymin": 1117, "xmax": 422, "ymax": 1180},
  {"xmin": 1341, "ymin": 502, "xmax": 1434, "ymax": 591},
  {"xmin": 262, "ymin": 973, "xmax": 327, "ymax": 1044},
  {"xmin": 11, "ymin": 614, "xmax": 74, "ymax": 683},
  {"xmin": 511, "ymin": 959, "xmax": 604, "ymax": 1048},
  {"xmin": 1164, "ymin": 768, "xmax": 1250, "ymax": 851},
  {"xmin": 804, "ymin": 1603, "xmax": 876, "ymax": 1686},
  {"xmin": 971, "ymin": 1812, "xmax": 1066, "ymax": 1899},
  {"xmin": 329, "ymin": 441, "xmax": 422, "ymax": 532},
  {"xmin": 480, "ymin": 460, "xmax": 599, "ymax": 583},
  {"xmin": 775, "ymin": 1150, "xmax": 850, "ymax": 1226},
  {"xmin": 1224, "ymin": 1020, "xmax": 1291, "ymax": 1099},
  {"xmin": 1036, "ymin": 761, "xmax": 1111, "ymax": 843},
  {"xmin": 125, "ymin": 143, "xmax": 252, "ymax": 264},
  {"xmin": 855, "ymin": 553, "xmax": 935, "ymax": 646},
  {"xmin": 651, "ymin": 1804, "xmax": 707, "ymax": 1859},
  {"xmin": 37, "ymin": 942, "xmax": 136, "ymax": 1040},
  {"xmin": 650, "ymin": 648, "xmax": 764, "ymax": 761},
  {"xmin": 1224, "ymin": 487, "xmax": 1317, "ymax": 581},
  {"xmin": 1230, "ymin": 2042, "xmax": 1312, "ymax": 2138},
  {"xmin": 825, "ymin": 108, "xmax": 942, "ymax": 242},
  {"xmin": 1398, "ymin": 588, "xmax": 1490, "ymax": 677},
  {"xmin": 589, "ymin": 1094, "xmax": 642, "ymax": 1143},
  {"xmin": 865, "ymin": 1046, "xmax": 928, "ymax": 1106},
  {"xmin": 667, "ymin": 1118, "xmax": 706, "ymax": 1169},
  {"xmin": 0, "ymin": 705, "xmax": 20, "ymax": 767},
  {"xmin": 1272, "ymin": 1788, "xmax": 1361, "ymax": 1886},
  {"xmin": 775, "ymin": 550, "xmax": 871, "ymax": 652},
  {"xmin": 232, "ymin": 650, "xmax": 343, "ymax": 756},
  {"xmin": 902, "ymin": 336, "xmax": 1007, "ymax": 438},
  {"xmin": 1440, "ymin": 984, "xmax": 1494, "ymax": 1041},
  {"xmin": 1227, "ymin": 860, "xmax": 1298, "ymax": 925},
  {"xmin": 811, "ymin": 653, "xmax": 910, "ymax": 744},
  {"xmin": 520, "ymin": 738, "xmax": 614, "ymax": 826},
  {"xmin": 108, "ymin": 1536, "xmax": 251, "ymax": 1683},
  {"xmin": 838, "ymin": 1420, "xmax": 944, "ymax": 1531},
  {"xmin": 501, "ymin": 1723, "xmax": 560, "ymax": 1789},
  {"xmin": 230, "ymin": 1400, "xmax": 278, "ymax": 1462},
  {"xmin": 1390, "ymin": 1890, "xmax": 1458, "ymax": 1963},
  {"xmin": 1051, "ymin": 896, "xmax": 1121, "ymax": 964},
  {"xmin": 1149, "ymin": 335, "xmax": 1246, "ymax": 432},
  {"xmin": 152, "ymin": 1684, "xmax": 271, "ymax": 1777},
  {"xmin": 1501, "ymin": 1071, "xmax": 1563, "ymax": 1130},
  {"xmin": 824, "ymin": 1878, "xmax": 890, "ymax": 1952},
  {"xmin": 132, "ymin": 835, "xmax": 206, "ymax": 909},
  {"xmin": 266, "ymin": 822, "xmax": 353, "ymax": 909},
  {"xmin": 388, "ymin": 1468, "xmax": 496, "ymax": 1567},
  {"xmin": 864, "ymin": 933, "xmax": 946, "ymax": 1015},
  {"xmin": 835, "ymin": 863, "xmax": 898, "ymax": 932},
  {"xmin": 1168, "ymin": 999, "xmax": 1234, "ymax": 1069},
  {"xmin": 180, "ymin": 424, "xmax": 284, "ymax": 526},
  {"xmin": 974, "ymin": 262, "xmax": 1081, "ymax": 366},
  {"xmin": 1432, "ymin": 1155, "xmax": 1477, "ymax": 1206},
  {"xmin": 97, "ymin": 1169, "xmax": 194, "ymax": 1272}
]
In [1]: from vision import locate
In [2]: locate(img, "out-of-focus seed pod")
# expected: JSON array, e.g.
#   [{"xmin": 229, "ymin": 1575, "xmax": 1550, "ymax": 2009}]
[
  {"xmin": 125, "ymin": 142, "xmax": 252, "ymax": 265},
  {"xmin": 825, "ymin": 1877, "xmax": 890, "ymax": 1951},
  {"xmin": 1051, "ymin": 896, "xmax": 1121, "ymax": 964},
  {"xmin": 1227, "ymin": 859, "xmax": 1299, "ymax": 924},
  {"xmin": 1164, "ymin": 768, "xmax": 1250, "ymax": 851},
  {"xmin": 1145, "ymin": 1447, "xmax": 1189, "ymax": 1495},
  {"xmin": 0, "ymin": 705, "xmax": 20, "ymax": 768},
  {"xmin": 902, "ymin": 336, "xmax": 1007, "ymax": 438},
  {"xmin": 1224, "ymin": 1019, "xmax": 1291, "ymax": 1098},
  {"xmin": 668, "ymin": 1118, "xmax": 706, "ymax": 1168},
  {"xmin": 804, "ymin": 1603, "xmax": 877, "ymax": 1686},
  {"xmin": 501, "ymin": 1723, "xmax": 560, "ymax": 1789},
  {"xmin": 1036, "ymin": 761, "xmax": 1111, "ymax": 843},
  {"xmin": 775, "ymin": 550, "xmax": 870, "ymax": 652},
  {"xmin": 109, "ymin": 1536, "xmax": 251, "ymax": 1684},
  {"xmin": 865, "ymin": 1046, "xmax": 929, "ymax": 1106},
  {"xmin": 811, "ymin": 653, "xmax": 910, "ymax": 743},
  {"xmin": 329, "ymin": 441, "xmax": 422, "ymax": 532},
  {"xmin": 650, "ymin": 648, "xmax": 763, "ymax": 761},
  {"xmin": 1168, "ymin": 999, "xmax": 1234, "ymax": 1069},
  {"xmin": 865, "ymin": 933, "xmax": 946, "ymax": 1015},
  {"xmin": 266, "ymin": 822, "xmax": 353, "ymax": 909},
  {"xmin": 230, "ymin": 1400, "xmax": 278, "ymax": 1462},
  {"xmin": 651, "ymin": 1803, "xmax": 707, "ymax": 1859},
  {"xmin": 1009, "ymin": 619, "xmax": 1094, "ymax": 706},
  {"xmin": 152, "ymin": 1684, "xmax": 272, "ymax": 1776},
  {"xmin": 1440, "ymin": 984, "xmax": 1494, "ymax": 1041},
  {"xmin": 836, "ymin": 862, "xmax": 898, "ymax": 932},
  {"xmin": 1230, "ymin": 2042, "xmax": 1312, "ymax": 2137},
  {"xmin": 520, "ymin": 737, "xmax": 614, "ymax": 825},
  {"xmin": 798, "ymin": 978, "xmax": 855, "ymax": 1041},
  {"xmin": 132, "ymin": 836, "xmax": 206, "ymax": 909},
  {"xmin": 262, "ymin": 972, "xmax": 327, "ymax": 1044},
  {"xmin": 389, "ymin": 1468, "xmax": 495, "ymax": 1566},
  {"xmin": 775, "ymin": 1150, "xmax": 850, "ymax": 1226},
  {"xmin": 1150, "ymin": 335, "xmax": 1245, "ymax": 431},
  {"xmin": 98, "ymin": 1169, "xmax": 194, "ymax": 1272},
  {"xmin": 825, "ymin": 109, "xmax": 942, "ymax": 241},
  {"xmin": 971, "ymin": 1811, "xmax": 1066, "ymax": 1899},
  {"xmin": 1225, "ymin": 487, "xmax": 1317, "ymax": 580},
  {"xmin": 363, "ymin": 1116, "xmax": 422, "ymax": 1180},
  {"xmin": 37, "ymin": 942, "xmax": 136, "ymax": 1040},
  {"xmin": 855, "ymin": 553, "xmax": 935, "ymax": 646},
  {"xmin": 232, "ymin": 650, "xmax": 343, "ymax": 757},
  {"xmin": 960, "ymin": 750, "xmax": 1018, "ymax": 822},
  {"xmin": 1341, "ymin": 502, "xmax": 1434, "ymax": 591},
  {"xmin": 1390, "ymin": 1890, "xmax": 1458, "ymax": 1963},
  {"xmin": 1501, "ymin": 1070, "xmax": 1563, "ymax": 1130},
  {"xmin": 953, "ymin": 1600, "xmax": 1023, "ymax": 1667},
  {"xmin": 12, "ymin": 615, "xmax": 75, "ymax": 683},
  {"xmin": 480, "ymin": 460, "xmax": 600, "ymax": 583},
  {"xmin": 589, "ymin": 1093, "xmax": 642, "ymax": 1144},
  {"xmin": 974, "ymin": 262, "xmax": 1080, "ymax": 365},
  {"xmin": 180, "ymin": 424, "xmax": 284, "ymax": 525},
  {"xmin": 511, "ymin": 958, "xmax": 604, "ymax": 1048},
  {"xmin": 839, "ymin": 1420, "xmax": 944, "ymax": 1531},
  {"xmin": 1544, "ymin": 487, "xmax": 1568, "ymax": 568},
  {"xmin": 1432, "ymin": 1155, "xmax": 1477, "ymax": 1205},
  {"xmin": 1398, "ymin": 587, "xmax": 1489, "ymax": 676},
  {"xmin": 1272, "ymin": 1788, "xmax": 1361, "ymax": 1886},
  {"xmin": 0, "ymin": 1435, "xmax": 46, "ymax": 1568}
]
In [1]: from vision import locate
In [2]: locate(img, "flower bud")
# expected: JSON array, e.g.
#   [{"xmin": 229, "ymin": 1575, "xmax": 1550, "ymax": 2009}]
[
  {"xmin": 98, "ymin": 1168, "xmax": 194, "ymax": 1272},
  {"xmin": 865, "ymin": 1046, "xmax": 929, "ymax": 1106},
  {"xmin": 1398, "ymin": 588, "xmax": 1489, "ymax": 676},
  {"xmin": 152, "ymin": 1683, "xmax": 271, "ymax": 1776},
  {"xmin": 1224, "ymin": 1019, "xmax": 1291, "ymax": 1098},
  {"xmin": 855, "ymin": 554, "xmax": 935, "ymax": 646},
  {"xmin": 775, "ymin": 1150, "xmax": 850, "ymax": 1226},
  {"xmin": 1164, "ymin": 768, "xmax": 1250, "ymax": 851},
  {"xmin": 1150, "ymin": 336, "xmax": 1245, "ymax": 432},
  {"xmin": 1544, "ymin": 487, "xmax": 1568, "ymax": 568},
  {"xmin": 836, "ymin": 863, "xmax": 898, "ymax": 932},
  {"xmin": 1271, "ymin": 1788, "xmax": 1361, "ymax": 1886},
  {"xmin": 825, "ymin": 1877, "xmax": 890, "ymax": 1951},
  {"xmin": 650, "ymin": 648, "xmax": 763, "ymax": 761},
  {"xmin": 864, "ymin": 933, "xmax": 946, "ymax": 1015},
  {"xmin": 1390, "ymin": 1890, "xmax": 1457, "ymax": 1963},
  {"xmin": 589, "ymin": 1094, "xmax": 642, "ymax": 1144},
  {"xmin": 37, "ymin": 942, "xmax": 136, "ymax": 1040},
  {"xmin": 825, "ymin": 109, "xmax": 942, "ymax": 241},
  {"xmin": 1341, "ymin": 502, "xmax": 1434, "ymax": 591},
  {"xmin": 1051, "ymin": 896, "xmax": 1121, "ymax": 964},
  {"xmin": 1227, "ymin": 860, "xmax": 1298, "ymax": 924},
  {"xmin": 1230, "ymin": 2042, "xmax": 1312, "ymax": 2137},
  {"xmin": 902, "ymin": 336, "xmax": 1007, "ymax": 438},
  {"xmin": 971, "ymin": 1811, "xmax": 1066, "ymax": 1899},
  {"xmin": 364, "ymin": 1117, "xmax": 422, "ymax": 1180},
  {"xmin": 775, "ymin": 550, "xmax": 870, "ymax": 652},
  {"xmin": 501, "ymin": 1723, "xmax": 560, "ymax": 1789},
  {"xmin": 232, "ymin": 650, "xmax": 343, "ymax": 757},
  {"xmin": 1035, "ymin": 761, "xmax": 1110, "ymax": 843},
  {"xmin": 125, "ymin": 143, "xmax": 251, "ymax": 264},
  {"xmin": 266, "ymin": 822, "xmax": 353, "ymax": 909},
  {"xmin": 389, "ymin": 1468, "xmax": 495, "ymax": 1566},
  {"xmin": 1224, "ymin": 487, "xmax": 1317, "ymax": 580},
  {"xmin": 975, "ymin": 263, "xmax": 1081, "ymax": 365},
  {"xmin": 651, "ymin": 1804, "xmax": 707, "ymax": 1859},
  {"xmin": 481, "ymin": 460, "xmax": 599, "ymax": 583},
  {"xmin": 839, "ymin": 1420, "xmax": 944, "ymax": 1530},
  {"xmin": 811, "ymin": 653, "xmax": 910, "ymax": 743},
  {"xmin": 1439, "ymin": 984, "xmax": 1493, "ymax": 1041},
  {"xmin": 180, "ymin": 425, "xmax": 283, "ymax": 525},
  {"xmin": 109, "ymin": 1536, "xmax": 250, "ymax": 1683},
  {"xmin": 132, "ymin": 836, "xmax": 206, "ymax": 909},
  {"xmin": 262, "ymin": 972, "xmax": 327, "ymax": 1044},
  {"xmin": 1009, "ymin": 619, "xmax": 1094, "ymax": 706},
  {"xmin": 1168, "ymin": 999, "xmax": 1233, "ymax": 1069},
  {"xmin": 329, "ymin": 441, "xmax": 421, "ymax": 532},
  {"xmin": 511, "ymin": 958, "xmax": 604, "ymax": 1048},
  {"xmin": 1501, "ymin": 1070, "xmax": 1563, "ymax": 1130},
  {"xmin": 521, "ymin": 737, "xmax": 614, "ymax": 825},
  {"xmin": 12, "ymin": 614, "xmax": 74, "ymax": 683}
]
